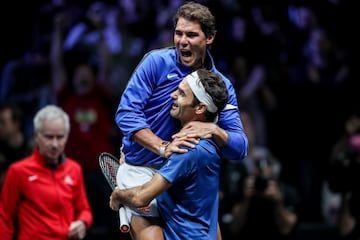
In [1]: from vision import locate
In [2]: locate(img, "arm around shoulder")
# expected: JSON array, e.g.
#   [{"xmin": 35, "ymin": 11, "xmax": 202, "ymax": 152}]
[{"xmin": 220, "ymin": 126, "xmax": 248, "ymax": 161}]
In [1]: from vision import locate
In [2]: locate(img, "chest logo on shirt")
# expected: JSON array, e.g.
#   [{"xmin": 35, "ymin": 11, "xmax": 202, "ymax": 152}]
[
  {"xmin": 74, "ymin": 109, "xmax": 97, "ymax": 132},
  {"xmin": 64, "ymin": 175, "xmax": 74, "ymax": 185},
  {"xmin": 167, "ymin": 73, "xmax": 178, "ymax": 79},
  {"xmin": 28, "ymin": 175, "xmax": 38, "ymax": 182}
]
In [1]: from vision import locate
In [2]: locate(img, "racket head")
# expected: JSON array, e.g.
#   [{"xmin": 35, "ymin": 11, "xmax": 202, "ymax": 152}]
[{"xmin": 98, "ymin": 152, "xmax": 120, "ymax": 190}]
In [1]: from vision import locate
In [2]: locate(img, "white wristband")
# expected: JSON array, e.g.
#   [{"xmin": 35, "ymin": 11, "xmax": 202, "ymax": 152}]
[{"xmin": 159, "ymin": 141, "xmax": 170, "ymax": 158}]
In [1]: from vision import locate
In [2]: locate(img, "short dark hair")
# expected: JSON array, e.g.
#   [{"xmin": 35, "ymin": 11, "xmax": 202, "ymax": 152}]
[
  {"xmin": 0, "ymin": 103, "xmax": 23, "ymax": 124},
  {"xmin": 173, "ymin": 1, "xmax": 217, "ymax": 38},
  {"xmin": 191, "ymin": 69, "xmax": 228, "ymax": 122}
]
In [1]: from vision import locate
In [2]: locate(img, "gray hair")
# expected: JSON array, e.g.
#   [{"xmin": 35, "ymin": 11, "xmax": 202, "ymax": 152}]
[{"xmin": 33, "ymin": 105, "xmax": 70, "ymax": 134}]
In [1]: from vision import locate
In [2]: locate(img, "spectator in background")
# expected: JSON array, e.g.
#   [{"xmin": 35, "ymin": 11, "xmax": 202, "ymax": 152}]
[
  {"xmin": 327, "ymin": 115, "xmax": 360, "ymax": 239},
  {"xmin": 31, "ymin": 0, "xmax": 84, "ymax": 56},
  {"xmin": 102, "ymin": 4, "xmax": 146, "ymax": 97},
  {"xmin": 231, "ymin": 151, "xmax": 300, "ymax": 240},
  {"xmin": 0, "ymin": 45, "xmax": 54, "ymax": 140},
  {"xmin": 284, "ymin": 24, "xmax": 351, "ymax": 222},
  {"xmin": 0, "ymin": 103, "xmax": 33, "ymax": 194},
  {"xmin": 220, "ymin": 111, "xmax": 300, "ymax": 240},
  {"xmin": 0, "ymin": 105, "xmax": 93, "ymax": 240},
  {"xmin": 50, "ymin": 10, "xmax": 120, "ymax": 239},
  {"xmin": 0, "ymin": 1, "xmax": 86, "ymax": 141},
  {"xmin": 227, "ymin": 54, "xmax": 277, "ymax": 147},
  {"xmin": 62, "ymin": 1, "xmax": 108, "ymax": 64},
  {"xmin": 222, "ymin": 13, "xmax": 273, "ymax": 147},
  {"xmin": 220, "ymin": 9, "xmax": 281, "ymax": 148},
  {"xmin": 63, "ymin": 1, "xmax": 145, "ymax": 97},
  {"xmin": 147, "ymin": 0, "xmax": 182, "ymax": 50},
  {"xmin": 285, "ymin": 3, "xmax": 319, "ymax": 67},
  {"xmin": 51, "ymin": 6, "xmax": 118, "ymax": 177}
]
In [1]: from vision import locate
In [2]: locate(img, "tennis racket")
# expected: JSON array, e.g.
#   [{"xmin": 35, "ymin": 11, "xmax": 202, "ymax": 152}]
[{"xmin": 99, "ymin": 152, "xmax": 130, "ymax": 233}]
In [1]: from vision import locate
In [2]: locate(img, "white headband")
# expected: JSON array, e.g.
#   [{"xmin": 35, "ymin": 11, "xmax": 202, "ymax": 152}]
[{"xmin": 186, "ymin": 71, "xmax": 218, "ymax": 113}]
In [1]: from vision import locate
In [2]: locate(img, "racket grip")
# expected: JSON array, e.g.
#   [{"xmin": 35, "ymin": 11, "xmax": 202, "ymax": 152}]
[{"xmin": 119, "ymin": 206, "xmax": 130, "ymax": 233}]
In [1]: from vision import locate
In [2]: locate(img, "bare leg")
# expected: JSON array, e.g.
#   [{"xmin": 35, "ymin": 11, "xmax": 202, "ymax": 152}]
[{"xmin": 130, "ymin": 215, "xmax": 164, "ymax": 240}]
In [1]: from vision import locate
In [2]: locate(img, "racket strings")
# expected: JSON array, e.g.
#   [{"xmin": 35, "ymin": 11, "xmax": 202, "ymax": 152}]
[
  {"xmin": 99, "ymin": 153, "xmax": 120, "ymax": 190},
  {"xmin": 99, "ymin": 152, "xmax": 130, "ymax": 233}
]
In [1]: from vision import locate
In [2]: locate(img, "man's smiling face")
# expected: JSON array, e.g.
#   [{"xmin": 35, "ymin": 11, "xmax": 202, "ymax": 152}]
[{"xmin": 170, "ymin": 77, "xmax": 198, "ymax": 125}]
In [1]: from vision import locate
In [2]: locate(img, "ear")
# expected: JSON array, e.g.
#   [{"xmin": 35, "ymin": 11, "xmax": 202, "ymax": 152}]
[
  {"xmin": 195, "ymin": 103, "xmax": 207, "ymax": 115},
  {"xmin": 206, "ymin": 33, "xmax": 215, "ymax": 45}
]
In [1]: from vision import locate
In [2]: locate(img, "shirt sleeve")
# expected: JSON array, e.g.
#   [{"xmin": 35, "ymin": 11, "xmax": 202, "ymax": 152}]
[
  {"xmin": 115, "ymin": 52, "xmax": 156, "ymax": 137},
  {"xmin": 158, "ymin": 150, "xmax": 195, "ymax": 184},
  {"xmin": 217, "ymin": 74, "xmax": 248, "ymax": 162},
  {"xmin": 0, "ymin": 166, "xmax": 22, "ymax": 240},
  {"xmin": 73, "ymin": 165, "xmax": 93, "ymax": 228}
]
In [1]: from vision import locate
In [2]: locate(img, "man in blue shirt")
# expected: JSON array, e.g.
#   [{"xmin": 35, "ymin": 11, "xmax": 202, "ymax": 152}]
[
  {"xmin": 111, "ymin": 69, "xmax": 229, "ymax": 239},
  {"xmin": 115, "ymin": 2, "xmax": 248, "ymax": 239}
]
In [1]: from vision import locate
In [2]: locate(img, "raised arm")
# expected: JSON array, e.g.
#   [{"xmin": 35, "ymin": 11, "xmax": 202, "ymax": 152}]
[{"xmin": 50, "ymin": 12, "xmax": 68, "ymax": 94}]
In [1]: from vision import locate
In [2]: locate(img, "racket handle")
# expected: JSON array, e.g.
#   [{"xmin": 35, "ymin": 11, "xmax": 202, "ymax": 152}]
[{"xmin": 119, "ymin": 206, "xmax": 130, "ymax": 233}]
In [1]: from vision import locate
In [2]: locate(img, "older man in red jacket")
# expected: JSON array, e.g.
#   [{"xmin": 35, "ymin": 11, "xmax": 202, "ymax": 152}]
[{"xmin": 0, "ymin": 105, "xmax": 92, "ymax": 240}]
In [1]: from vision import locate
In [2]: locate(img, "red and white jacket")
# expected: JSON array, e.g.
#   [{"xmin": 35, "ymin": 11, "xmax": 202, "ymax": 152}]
[{"xmin": 0, "ymin": 148, "xmax": 93, "ymax": 240}]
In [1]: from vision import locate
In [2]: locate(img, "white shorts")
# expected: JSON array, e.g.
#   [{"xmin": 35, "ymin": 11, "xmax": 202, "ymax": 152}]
[{"xmin": 116, "ymin": 162, "xmax": 159, "ymax": 219}]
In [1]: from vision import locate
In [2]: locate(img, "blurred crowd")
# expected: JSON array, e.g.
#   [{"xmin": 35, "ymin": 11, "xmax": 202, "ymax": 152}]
[{"xmin": 0, "ymin": 0, "xmax": 357, "ymax": 239}]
